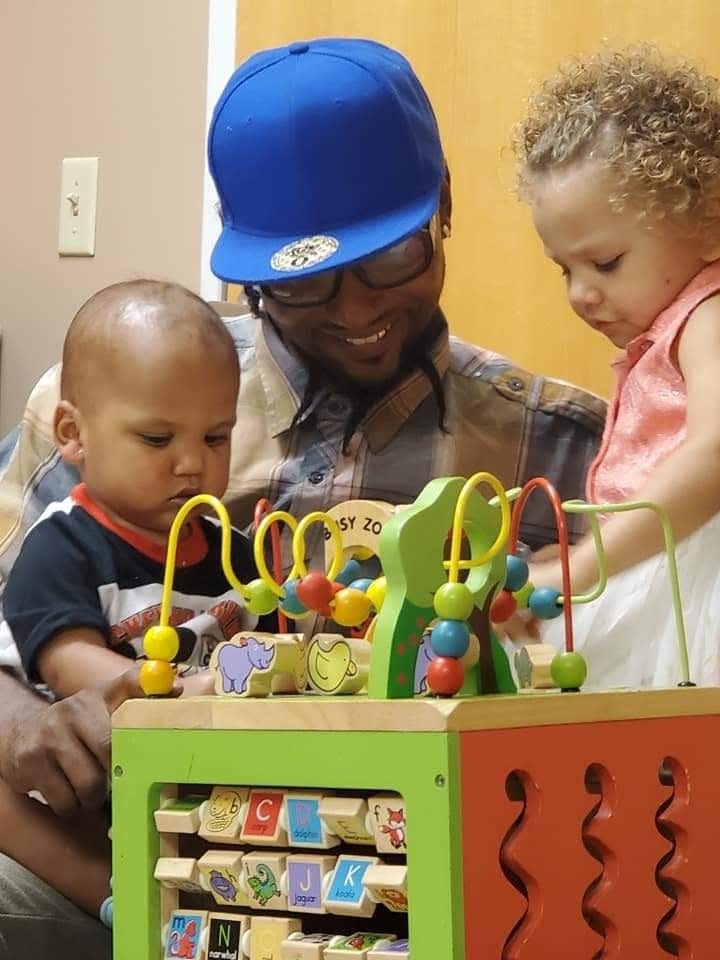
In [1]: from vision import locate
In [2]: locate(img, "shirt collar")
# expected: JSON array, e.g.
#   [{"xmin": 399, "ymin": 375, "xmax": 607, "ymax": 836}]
[
  {"xmin": 255, "ymin": 312, "xmax": 450, "ymax": 452},
  {"xmin": 71, "ymin": 483, "xmax": 208, "ymax": 565}
]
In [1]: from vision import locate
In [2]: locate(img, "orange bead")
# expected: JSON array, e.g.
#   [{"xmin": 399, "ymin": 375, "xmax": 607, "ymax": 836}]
[
  {"xmin": 427, "ymin": 656, "xmax": 464, "ymax": 696},
  {"xmin": 489, "ymin": 589, "xmax": 518, "ymax": 624}
]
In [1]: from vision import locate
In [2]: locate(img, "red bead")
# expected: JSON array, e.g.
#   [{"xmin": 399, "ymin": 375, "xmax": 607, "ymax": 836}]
[
  {"xmin": 295, "ymin": 572, "xmax": 335, "ymax": 612},
  {"xmin": 489, "ymin": 589, "xmax": 518, "ymax": 623},
  {"xmin": 427, "ymin": 656, "xmax": 465, "ymax": 696}
]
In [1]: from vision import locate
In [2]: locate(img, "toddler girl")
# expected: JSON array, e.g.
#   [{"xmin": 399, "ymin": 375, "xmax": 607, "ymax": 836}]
[{"xmin": 514, "ymin": 46, "xmax": 720, "ymax": 688}]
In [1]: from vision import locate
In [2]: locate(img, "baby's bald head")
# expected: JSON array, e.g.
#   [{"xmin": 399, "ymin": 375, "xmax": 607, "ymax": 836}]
[{"xmin": 61, "ymin": 279, "xmax": 239, "ymax": 406}]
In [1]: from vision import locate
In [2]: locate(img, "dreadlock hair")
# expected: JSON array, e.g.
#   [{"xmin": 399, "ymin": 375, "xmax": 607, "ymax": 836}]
[
  {"xmin": 242, "ymin": 285, "xmax": 448, "ymax": 453},
  {"xmin": 244, "ymin": 284, "xmax": 262, "ymax": 316}
]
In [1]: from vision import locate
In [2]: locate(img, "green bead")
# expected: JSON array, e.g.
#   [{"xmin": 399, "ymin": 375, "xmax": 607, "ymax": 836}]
[
  {"xmin": 245, "ymin": 579, "xmax": 279, "ymax": 616},
  {"xmin": 513, "ymin": 581, "xmax": 534, "ymax": 608},
  {"xmin": 143, "ymin": 625, "xmax": 179, "ymax": 661},
  {"xmin": 433, "ymin": 582, "xmax": 474, "ymax": 620},
  {"xmin": 550, "ymin": 652, "xmax": 588, "ymax": 690}
]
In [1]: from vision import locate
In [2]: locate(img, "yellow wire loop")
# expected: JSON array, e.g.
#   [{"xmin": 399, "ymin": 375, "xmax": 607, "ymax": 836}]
[
  {"xmin": 292, "ymin": 511, "xmax": 344, "ymax": 581},
  {"xmin": 446, "ymin": 472, "xmax": 510, "ymax": 583},
  {"xmin": 253, "ymin": 511, "xmax": 298, "ymax": 598},
  {"xmin": 160, "ymin": 494, "xmax": 249, "ymax": 626}
]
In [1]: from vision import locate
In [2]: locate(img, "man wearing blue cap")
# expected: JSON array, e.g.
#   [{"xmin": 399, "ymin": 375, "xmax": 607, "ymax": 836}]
[{"xmin": 0, "ymin": 39, "xmax": 603, "ymax": 959}]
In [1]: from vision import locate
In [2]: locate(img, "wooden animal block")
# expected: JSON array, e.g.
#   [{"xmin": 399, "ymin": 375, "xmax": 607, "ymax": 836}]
[
  {"xmin": 368, "ymin": 939, "xmax": 410, "ymax": 958},
  {"xmin": 281, "ymin": 933, "xmax": 341, "ymax": 959},
  {"xmin": 325, "ymin": 933, "xmax": 396, "ymax": 958},
  {"xmin": 285, "ymin": 792, "xmax": 340, "ymax": 849},
  {"xmin": 197, "ymin": 850, "xmax": 249, "ymax": 908},
  {"xmin": 306, "ymin": 635, "xmax": 370, "ymax": 695},
  {"xmin": 324, "ymin": 855, "xmax": 379, "ymax": 917},
  {"xmin": 199, "ymin": 786, "xmax": 248, "ymax": 844},
  {"xmin": 241, "ymin": 788, "xmax": 288, "ymax": 845},
  {"xmin": 207, "ymin": 912, "xmax": 250, "ymax": 960},
  {"xmin": 153, "ymin": 794, "xmax": 206, "ymax": 834},
  {"xmin": 367, "ymin": 796, "xmax": 407, "ymax": 854},
  {"xmin": 154, "ymin": 857, "xmax": 203, "ymax": 893},
  {"xmin": 242, "ymin": 850, "xmax": 288, "ymax": 911},
  {"xmin": 210, "ymin": 632, "xmax": 306, "ymax": 698},
  {"xmin": 285, "ymin": 854, "xmax": 337, "ymax": 913},
  {"xmin": 246, "ymin": 916, "xmax": 301, "ymax": 960},
  {"xmin": 363, "ymin": 864, "xmax": 408, "ymax": 913},
  {"xmin": 317, "ymin": 797, "xmax": 375, "ymax": 846},
  {"xmin": 270, "ymin": 633, "xmax": 308, "ymax": 694},
  {"xmin": 324, "ymin": 500, "xmax": 397, "ymax": 565},
  {"xmin": 514, "ymin": 643, "xmax": 559, "ymax": 689},
  {"xmin": 164, "ymin": 909, "xmax": 208, "ymax": 960}
]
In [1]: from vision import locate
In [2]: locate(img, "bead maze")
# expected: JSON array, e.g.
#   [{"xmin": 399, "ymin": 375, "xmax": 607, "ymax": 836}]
[{"xmin": 112, "ymin": 472, "xmax": 712, "ymax": 959}]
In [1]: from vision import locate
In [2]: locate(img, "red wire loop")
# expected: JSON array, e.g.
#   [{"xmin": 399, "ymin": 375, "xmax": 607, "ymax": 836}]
[
  {"xmin": 508, "ymin": 478, "xmax": 574, "ymax": 652},
  {"xmin": 253, "ymin": 498, "xmax": 288, "ymax": 632}
]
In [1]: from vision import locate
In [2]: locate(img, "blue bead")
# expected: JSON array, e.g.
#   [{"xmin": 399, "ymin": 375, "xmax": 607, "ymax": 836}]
[
  {"xmin": 335, "ymin": 559, "xmax": 363, "ymax": 586},
  {"xmin": 348, "ymin": 578, "xmax": 373, "ymax": 593},
  {"xmin": 505, "ymin": 554, "xmax": 529, "ymax": 592},
  {"xmin": 280, "ymin": 579, "xmax": 308, "ymax": 615},
  {"xmin": 528, "ymin": 586, "xmax": 563, "ymax": 620},
  {"xmin": 430, "ymin": 619, "xmax": 470, "ymax": 658}
]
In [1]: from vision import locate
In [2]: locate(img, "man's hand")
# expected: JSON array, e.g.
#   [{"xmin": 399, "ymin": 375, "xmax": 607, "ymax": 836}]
[{"xmin": 0, "ymin": 665, "xmax": 179, "ymax": 816}]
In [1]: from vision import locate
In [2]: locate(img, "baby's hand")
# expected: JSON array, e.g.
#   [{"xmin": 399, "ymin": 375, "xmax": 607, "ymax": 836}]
[{"xmin": 179, "ymin": 670, "xmax": 216, "ymax": 697}]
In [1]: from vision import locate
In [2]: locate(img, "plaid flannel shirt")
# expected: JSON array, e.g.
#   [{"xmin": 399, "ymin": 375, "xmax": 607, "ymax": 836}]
[{"xmin": 0, "ymin": 312, "xmax": 606, "ymax": 601}]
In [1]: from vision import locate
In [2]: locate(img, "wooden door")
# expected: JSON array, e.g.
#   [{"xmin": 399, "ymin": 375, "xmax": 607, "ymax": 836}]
[{"xmin": 236, "ymin": 0, "xmax": 720, "ymax": 396}]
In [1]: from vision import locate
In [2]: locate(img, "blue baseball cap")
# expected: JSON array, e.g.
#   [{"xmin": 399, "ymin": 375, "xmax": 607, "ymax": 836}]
[{"xmin": 208, "ymin": 37, "xmax": 445, "ymax": 284}]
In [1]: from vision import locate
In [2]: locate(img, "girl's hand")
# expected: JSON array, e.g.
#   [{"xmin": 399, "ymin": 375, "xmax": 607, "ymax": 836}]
[
  {"xmin": 495, "ymin": 609, "xmax": 541, "ymax": 645},
  {"xmin": 527, "ymin": 559, "xmax": 564, "ymax": 593}
]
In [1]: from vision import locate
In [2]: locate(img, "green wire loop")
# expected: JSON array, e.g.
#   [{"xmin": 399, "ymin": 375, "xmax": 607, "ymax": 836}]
[{"xmin": 560, "ymin": 499, "xmax": 690, "ymax": 685}]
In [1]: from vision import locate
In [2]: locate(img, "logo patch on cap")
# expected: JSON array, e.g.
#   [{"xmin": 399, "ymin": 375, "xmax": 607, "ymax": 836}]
[{"xmin": 270, "ymin": 235, "xmax": 339, "ymax": 272}]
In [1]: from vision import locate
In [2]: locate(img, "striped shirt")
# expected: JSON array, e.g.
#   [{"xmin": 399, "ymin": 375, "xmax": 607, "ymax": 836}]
[{"xmin": 0, "ymin": 311, "xmax": 606, "ymax": 590}]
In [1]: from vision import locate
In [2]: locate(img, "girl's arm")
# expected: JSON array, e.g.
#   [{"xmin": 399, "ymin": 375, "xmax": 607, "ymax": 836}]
[{"xmin": 533, "ymin": 294, "xmax": 720, "ymax": 592}]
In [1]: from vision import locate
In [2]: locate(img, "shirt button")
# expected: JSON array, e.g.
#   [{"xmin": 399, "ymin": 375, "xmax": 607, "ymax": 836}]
[
  {"xmin": 509, "ymin": 377, "xmax": 524, "ymax": 392},
  {"xmin": 308, "ymin": 471, "xmax": 325, "ymax": 485}
]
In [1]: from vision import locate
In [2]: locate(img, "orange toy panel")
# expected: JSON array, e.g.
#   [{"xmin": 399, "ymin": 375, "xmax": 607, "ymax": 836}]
[{"xmin": 460, "ymin": 714, "xmax": 720, "ymax": 959}]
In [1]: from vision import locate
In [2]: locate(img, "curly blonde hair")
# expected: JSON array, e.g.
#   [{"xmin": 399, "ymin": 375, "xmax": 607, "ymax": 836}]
[{"xmin": 514, "ymin": 45, "xmax": 720, "ymax": 235}]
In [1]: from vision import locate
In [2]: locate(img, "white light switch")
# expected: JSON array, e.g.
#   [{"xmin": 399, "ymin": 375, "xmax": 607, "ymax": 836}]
[{"xmin": 58, "ymin": 157, "xmax": 99, "ymax": 256}]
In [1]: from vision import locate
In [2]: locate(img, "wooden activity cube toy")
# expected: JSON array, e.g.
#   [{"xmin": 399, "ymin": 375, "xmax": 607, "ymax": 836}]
[
  {"xmin": 112, "ymin": 687, "xmax": 720, "ymax": 959},
  {"xmin": 112, "ymin": 475, "xmax": 719, "ymax": 957}
]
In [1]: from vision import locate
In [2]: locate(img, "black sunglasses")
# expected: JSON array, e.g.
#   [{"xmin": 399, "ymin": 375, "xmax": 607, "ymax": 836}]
[{"xmin": 258, "ymin": 216, "xmax": 438, "ymax": 308}]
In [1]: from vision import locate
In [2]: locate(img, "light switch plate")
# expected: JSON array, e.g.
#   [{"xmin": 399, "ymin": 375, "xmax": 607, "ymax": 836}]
[{"xmin": 58, "ymin": 157, "xmax": 99, "ymax": 256}]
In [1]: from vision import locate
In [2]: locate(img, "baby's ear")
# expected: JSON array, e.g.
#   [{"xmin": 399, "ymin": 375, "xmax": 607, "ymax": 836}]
[{"xmin": 53, "ymin": 401, "xmax": 84, "ymax": 466}]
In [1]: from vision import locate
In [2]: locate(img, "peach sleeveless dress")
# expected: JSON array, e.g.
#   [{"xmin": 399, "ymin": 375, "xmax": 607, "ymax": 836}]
[{"xmin": 542, "ymin": 261, "xmax": 720, "ymax": 689}]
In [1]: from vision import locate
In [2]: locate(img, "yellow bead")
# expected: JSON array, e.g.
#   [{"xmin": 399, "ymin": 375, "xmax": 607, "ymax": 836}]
[
  {"xmin": 332, "ymin": 588, "xmax": 372, "ymax": 627},
  {"xmin": 143, "ymin": 625, "xmax": 179, "ymax": 661},
  {"xmin": 139, "ymin": 659, "xmax": 176, "ymax": 696},
  {"xmin": 352, "ymin": 546, "xmax": 374, "ymax": 561},
  {"xmin": 366, "ymin": 576, "xmax": 387, "ymax": 612}
]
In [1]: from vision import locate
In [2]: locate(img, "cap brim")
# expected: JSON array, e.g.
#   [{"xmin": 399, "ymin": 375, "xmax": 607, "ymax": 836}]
[{"xmin": 210, "ymin": 190, "xmax": 441, "ymax": 285}]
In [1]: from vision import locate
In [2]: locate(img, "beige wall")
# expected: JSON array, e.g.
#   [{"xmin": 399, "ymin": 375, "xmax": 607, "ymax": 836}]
[{"xmin": 0, "ymin": 0, "xmax": 211, "ymax": 432}]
